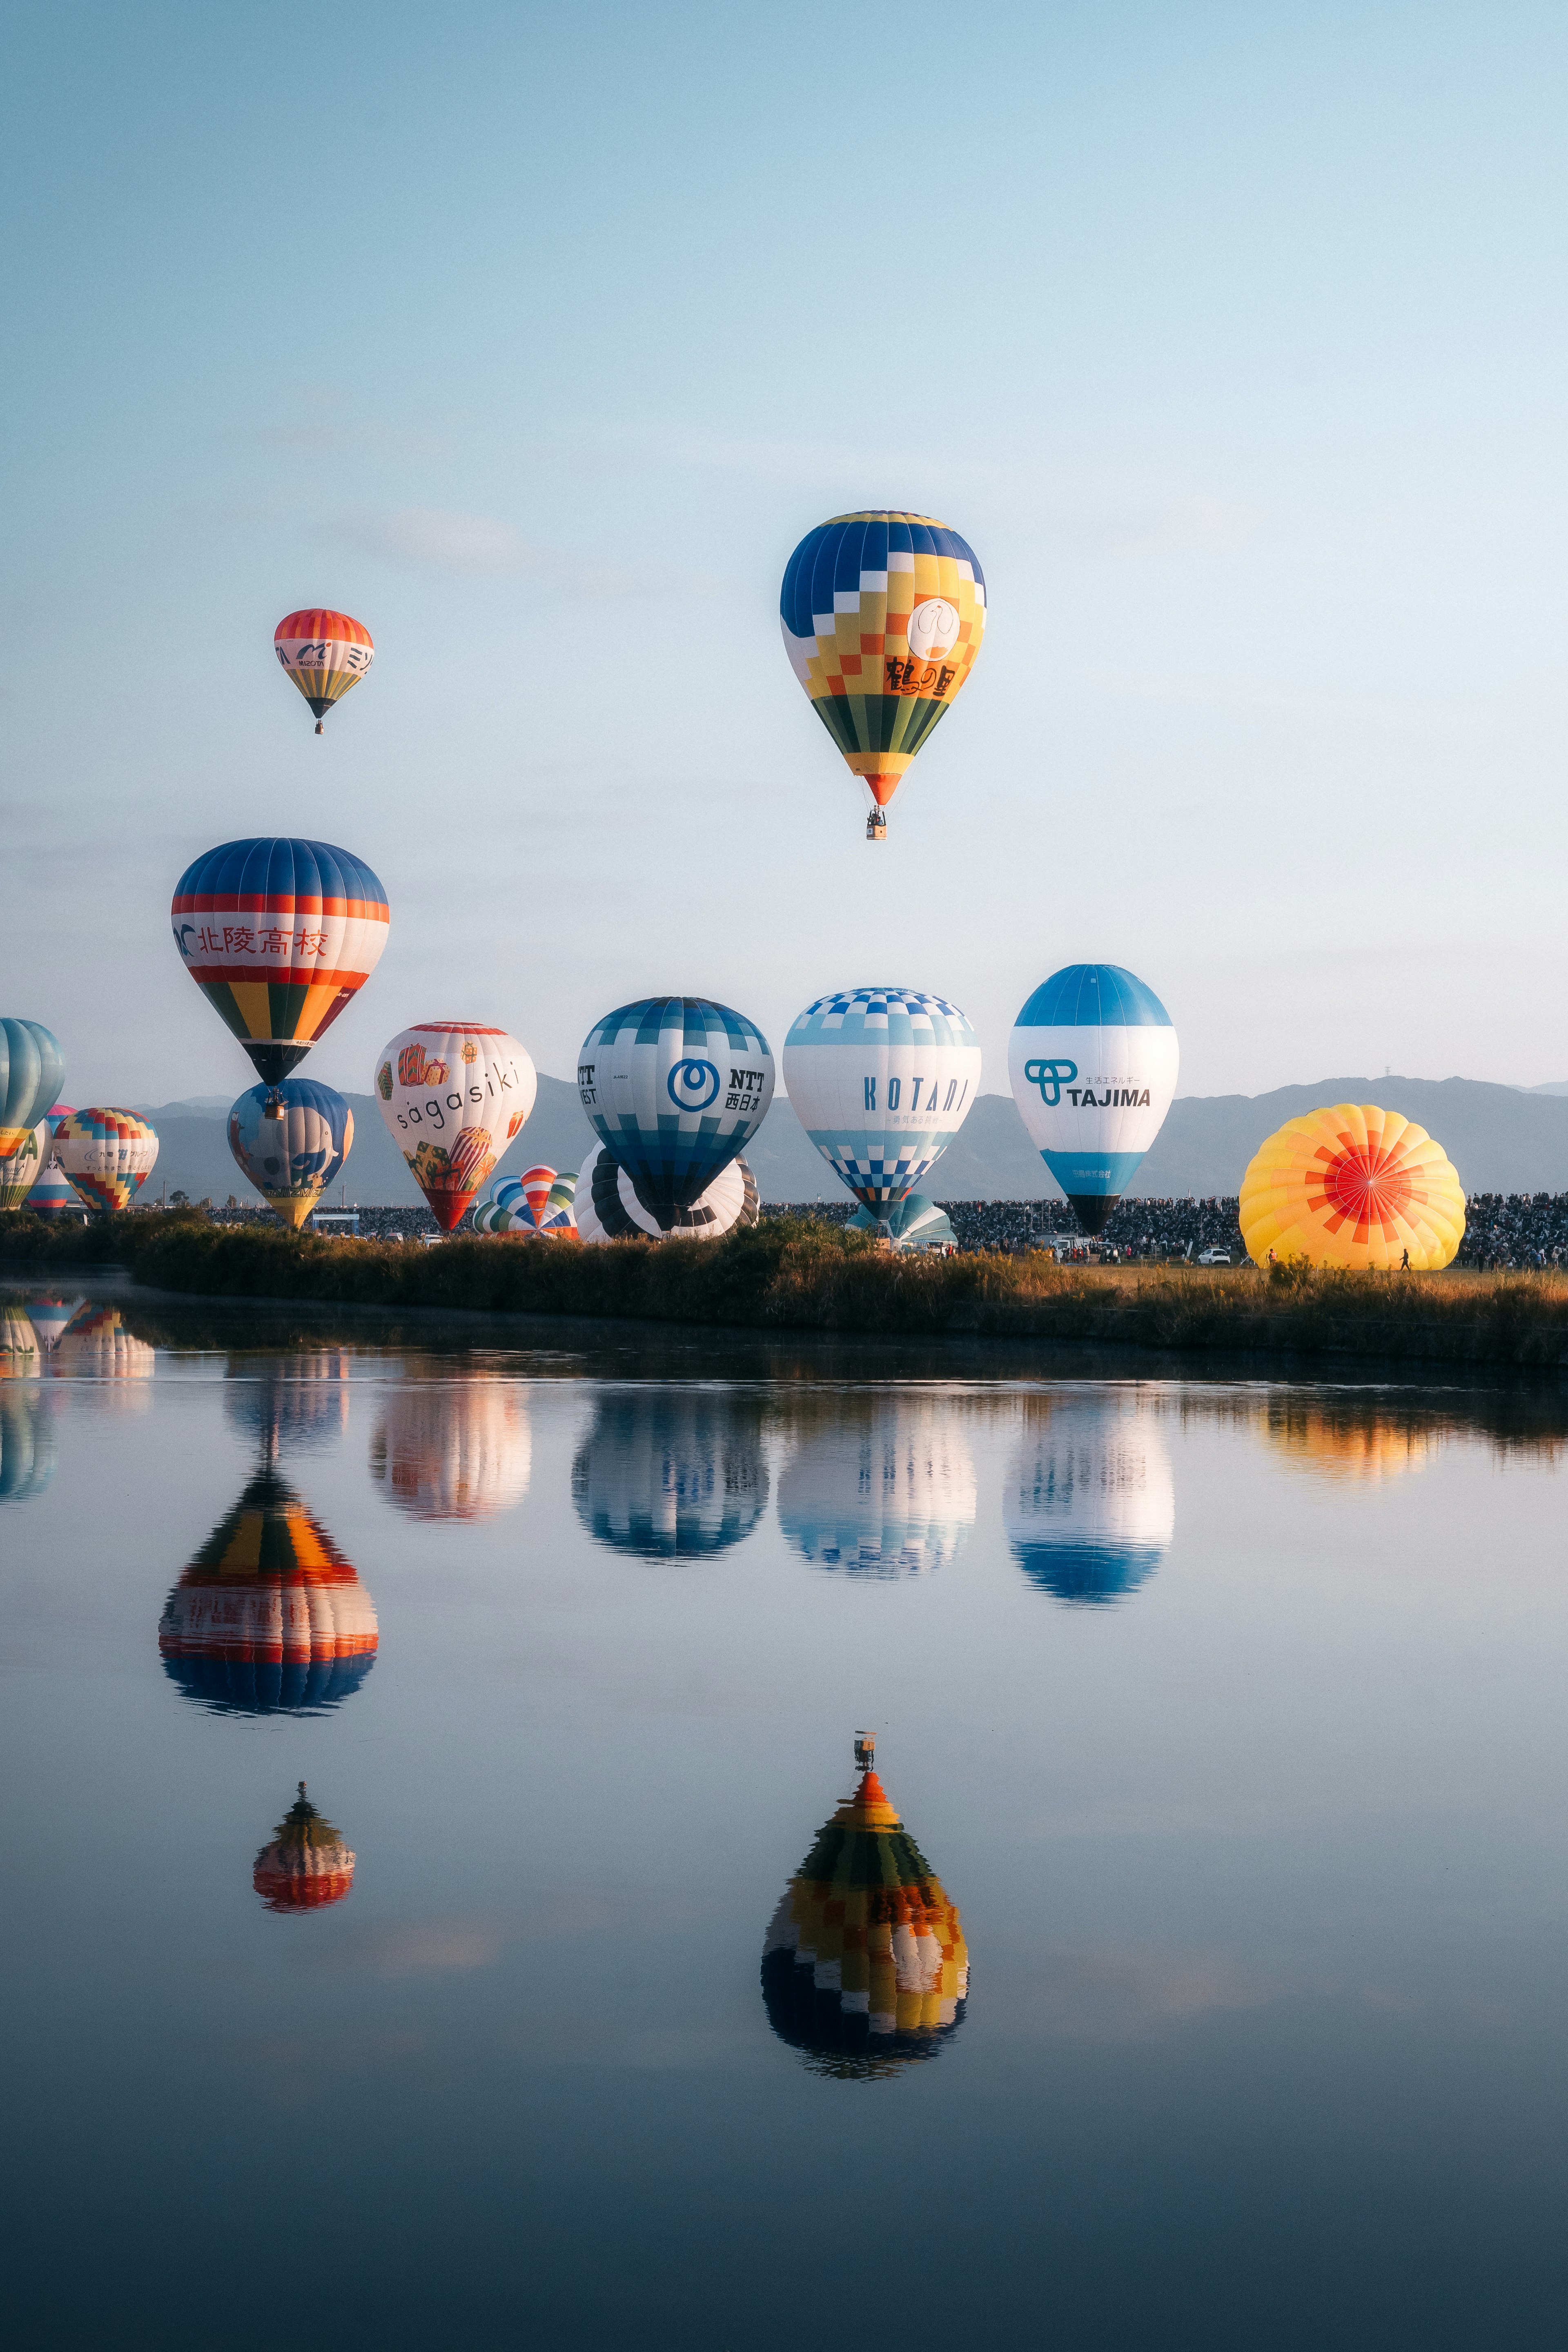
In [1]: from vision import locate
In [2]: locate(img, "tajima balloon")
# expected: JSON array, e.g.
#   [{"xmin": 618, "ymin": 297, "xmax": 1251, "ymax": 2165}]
[
  {"xmin": 1009, "ymin": 964, "xmax": 1179, "ymax": 1236},
  {"xmin": 253, "ymin": 1783, "xmax": 356, "ymax": 1913},
  {"xmin": 0, "ymin": 1020, "xmax": 65, "ymax": 1157},
  {"xmin": 171, "ymin": 837, "xmax": 390, "ymax": 1098},
  {"xmin": 375, "ymin": 1022, "xmax": 537, "ymax": 1232},
  {"xmin": 53, "ymin": 1109, "xmax": 158, "ymax": 1212},
  {"xmin": 1239, "ymin": 1104, "xmax": 1466, "ymax": 1271},
  {"xmin": 1005, "ymin": 1395, "xmax": 1174, "ymax": 1606},
  {"xmin": 761, "ymin": 1737, "xmax": 969, "ymax": 2078},
  {"xmin": 777, "ymin": 1393, "xmax": 977, "ymax": 1577},
  {"xmin": 783, "ymin": 988, "xmax": 981, "ymax": 1223},
  {"xmin": 781, "ymin": 512, "xmax": 987, "ymax": 839},
  {"xmin": 575, "ymin": 1145, "xmax": 757, "ymax": 1244},
  {"xmin": 228, "ymin": 1080, "xmax": 353, "ymax": 1229},
  {"xmin": 577, "ymin": 997, "xmax": 773, "ymax": 1229},
  {"xmin": 274, "ymin": 608, "xmax": 374, "ymax": 733},
  {"xmin": 0, "ymin": 1123, "xmax": 46, "ymax": 1212}
]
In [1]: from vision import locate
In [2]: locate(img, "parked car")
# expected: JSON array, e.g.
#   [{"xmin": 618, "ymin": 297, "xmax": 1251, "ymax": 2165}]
[{"xmin": 1196, "ymin": 1246, "xmax": 1232, "ymax": 1266}]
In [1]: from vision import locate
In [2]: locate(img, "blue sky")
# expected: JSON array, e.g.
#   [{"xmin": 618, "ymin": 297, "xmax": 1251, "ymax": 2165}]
[{"xmin": 4, "ymin": 0, "xmax": 1565, "ymax": 1107}]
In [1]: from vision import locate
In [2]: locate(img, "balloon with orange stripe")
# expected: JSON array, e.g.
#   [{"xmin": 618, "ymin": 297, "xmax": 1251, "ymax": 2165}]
[
  {"xmin": 1239, "ymin": 1102, "xmax": 1466, "ymax": 1271},
  {"xmin": 274, "ymin": 608, "xmax": 374, "ymax": 734},
  {"xmin": 253, "ymin": 1782, "xmax": 356, "ymax": 1913}
]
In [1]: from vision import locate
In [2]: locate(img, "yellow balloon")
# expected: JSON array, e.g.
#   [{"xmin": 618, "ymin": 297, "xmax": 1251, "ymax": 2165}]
[{"xmin": 1239, "ymin": 1103, "xmax": 1465, "ymax": 1271}]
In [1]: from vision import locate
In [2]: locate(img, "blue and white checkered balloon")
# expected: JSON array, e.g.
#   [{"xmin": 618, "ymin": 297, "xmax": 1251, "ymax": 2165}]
[
  {"xmin": 782, "ymin": 987, "xmax": 981, "ymax": 1216},
  {"xmin": 577, "ymin": 996, "xmax": 774, "ymax": 1229}
]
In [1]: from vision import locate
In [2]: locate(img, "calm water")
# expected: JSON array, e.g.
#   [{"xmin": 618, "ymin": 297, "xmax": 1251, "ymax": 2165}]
[{"xmin": 4, "ymin": 1283, "xmax": 1568, "ymax": 2349}]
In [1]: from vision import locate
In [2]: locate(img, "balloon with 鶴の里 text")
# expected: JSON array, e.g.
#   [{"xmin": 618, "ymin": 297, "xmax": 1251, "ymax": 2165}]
[
  {"xmin": 375, "ymin": 1023, "xmax": 537, "ymax": 1232},
  {"xmin": 53, "ymin": 1109, "xmax": 159, "ymax": 1213}
]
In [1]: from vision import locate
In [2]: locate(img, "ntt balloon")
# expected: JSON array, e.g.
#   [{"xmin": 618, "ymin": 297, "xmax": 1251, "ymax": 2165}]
[
  {"xmin": 0, "ymin": 1020, "xmax": 65, "ymax": 1158},
  {"xmin": 228, "ymin": 1080, "xmax": 353, "ymax": 1229},
  {"xmin": 1240, "ymin": 1104, "xmax": 1465, "ymax": 1271},
  {"xmin": 172, "ymin": 837, "xmax": 390, "ymax": 1102},
  {"xmin": 274, "ymin": 608, "xmax": 374, "ymax": 734},
  {"xmin": 575, "ymin": 1145, "xmax": 757, "ymax": 1243},
  {"xmin": 54, "ymin": 1109, "xmax": 159, "ymax": 1212},
  {"xmin": 783, "ymin": 988, "xmax": 980, "ymax": 1222},
  {"xmin": 577, "ymin": 998, "xmax": 773, "ymax": 1229},
  {"xmin": 1008, "ymin": 964, "xmax": 1179, "ymax": 1236},
  {"xmin": 781, "ymin": 512, "xmax": 987, "ymax": 840},
  {"xmin": 375, "ymin": 1023, "xmax": 537, "ymax": 1232}
]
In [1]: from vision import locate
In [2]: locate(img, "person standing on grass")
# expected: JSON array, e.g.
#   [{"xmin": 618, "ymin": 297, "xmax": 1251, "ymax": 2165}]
[{"xmin": 1400, "ymin": 1248, "xmax": 1410, "ymax": 1271}]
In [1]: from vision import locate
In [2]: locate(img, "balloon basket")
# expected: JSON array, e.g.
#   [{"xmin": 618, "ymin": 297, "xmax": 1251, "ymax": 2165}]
[{"xmin": 866, "ymin": 811, "xmax": 886, "ymax": 841}]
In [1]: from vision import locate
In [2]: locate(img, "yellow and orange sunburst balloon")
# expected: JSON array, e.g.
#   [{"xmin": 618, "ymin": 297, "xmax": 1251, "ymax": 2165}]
[{"xmin": 1239, "ymin": 1103, "xmax": 1466, "ymax": 1271}]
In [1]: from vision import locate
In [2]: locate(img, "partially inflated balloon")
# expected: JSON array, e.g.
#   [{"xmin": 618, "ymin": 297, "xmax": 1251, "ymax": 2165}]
[
  {"xmin": 846, "ymin": 1193, "xmax": 955, "ymax": 1251},
  {"xmin": 0, "ymin": 1122, "xmax": 46, "ymax": 1211},
  {"xmin": 0, "ymin": 1020, "xmax": 65, "ymax": 1156},
  {"xmin": 172, "ymin": 837, "xmax": 390, "ymax": 1089},
  {"xmin": 577, "ymin": 998, "xmax": 773, "ymax": 1229},
  {"xmin": 783, "ymin": 988, "xmax": 980, "ymax": 1220},
  {"xmin": 375, "ymin": 1022, "xmax": 537, "ymax": 1231},
  {"xmin": 575, "ymin": 1146, "xmax": 757, "ymax": 1242},
  {"xmin": 1009, "ymin": 964, "xmax": 1179, "ymax": 1236},
  {"xmin": 780, "ymin": 512, "xmax": 987, "ymax": 838},
  {"xmin": 1239, "ymin": 1104, "xmax": 1465, "ymax": 1270},
  {"xmin": 228, "ymin": 1080, "xmax": 354, "ymax": 1229},
  {"xmin": 274, "ymin": 608, "xmax": 374, "ymax": 733},
  {"xmin": 54, "ymin": 1109, "xmax": 158, "ymax": 1212}
]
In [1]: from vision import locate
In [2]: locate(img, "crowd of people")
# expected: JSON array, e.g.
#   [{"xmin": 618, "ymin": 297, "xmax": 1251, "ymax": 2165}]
[{"xmin": 1452, "ymin": 1195, "xmax": 1568, "ymax": 1270}]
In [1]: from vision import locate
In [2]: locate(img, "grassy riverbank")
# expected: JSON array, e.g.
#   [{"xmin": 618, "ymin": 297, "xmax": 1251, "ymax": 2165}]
[{"xmin": 8, "ymin": 1209, "xmax": 1568, "ymax": 1367}]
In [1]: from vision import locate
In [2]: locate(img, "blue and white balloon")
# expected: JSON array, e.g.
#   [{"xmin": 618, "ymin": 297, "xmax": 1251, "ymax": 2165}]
[
  {"xmin": 227, "ymin": 1079, "xmax": 354, "ymax": 1228},
  {"xmin": 782, "ymin": 987, "xmax": 980, "ymax": 1221},
  {"xmin": 576, "ymin": 997, "xmax": 773, "ymax": 1229},
  {"xmin": 0, "ymin": 1020, "xmax": 65, "ymax": 1160},
  {"xmin": 1007, "ymin": 964, "xmax": 1178, "ymax": 1235},
  {"xmin": 1006, "ymin": 1398, "xmax": 1174, "ymax": 1606}
]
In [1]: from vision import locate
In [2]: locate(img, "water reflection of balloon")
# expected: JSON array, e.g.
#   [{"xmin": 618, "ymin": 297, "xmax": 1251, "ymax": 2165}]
[
  {"xmin": 0, "ymin": 1305, "xmax": 40, "ymax": 1379},
  {"xmin": 51, "ymin": 1305, "xmax": 156, "ymax": 1394},
  {"xmin": 370, "ymin": 1382, "xmax": 531, "ymax": 1520},
  {"xmin": 762, "ymin": 1737, "xmax": 969, "ymax": 2078},
  {"xmin": 0, "ymin": 1388, "xmax": 55, "ymax": 1500},
  {"xmin": 577, "ymin": 996, "xmax": 773, "ymax": 1231},
  {"xmin": 1006, "ymin": 1398, "xmax": 1174, "ymax": 1605},
  {"xmin": 223, "ymin": 1353, "xmax": 352, "ymax": 1455},
  {"xmin": 572, "ymin": 1392, "xmax": 768, "ymax": 1559},
  {"xmin": 254, "ymin": 1782, "xmax": 356, "ymax": 1911},
  {"xmin": 159, "ymin": 1471, "xmax": 378, "ymax": 1715},
  {"xmin": 575, "ymin": 1145, "xmax": 757, "ymax": 1243},
  {"xmin": 1240, "ymin": 1104, "xmax": 1466, "ymax": 1271},
  {"xmin": 228, "ymin": 1079, "xmax": 353, "ymax": 1229},
  {"xmin": 23, "ymin": 1295, "xmax": 81, "ymax": 1350},
  {"xmin": 1261, "ymin": 1398, "xmax": 1437, "ymax": 1483},
  {"xmin": 777, "ymin": 1394, "xmax": 976, "ymax": 1576}
]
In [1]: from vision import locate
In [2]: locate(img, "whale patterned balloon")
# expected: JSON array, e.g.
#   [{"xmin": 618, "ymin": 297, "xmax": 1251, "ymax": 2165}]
[{"xmin": 228, "ymin": 1079, "xmax": 353, "ymax": 1229}]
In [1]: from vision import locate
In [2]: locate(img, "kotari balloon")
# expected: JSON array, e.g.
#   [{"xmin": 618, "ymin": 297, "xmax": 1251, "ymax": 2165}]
[
  {"xmin": 1239, "ymin": 1104, "xmax": 1465, "ymax": 1271},
  {"xmin": 0, "ymin": 1020, "xmax": 65, "ymax": 1157},
  {"xmin": 780, "ymin": 512, "xmax": 987, "ymax": 840},
  {"xmin": 228, "ymin": 1080, "xmax": 354, "ymax": 1230},
  {"xmin": 783, "ymin": 988, "xmax": 980, "ymax": 1222},
  {"xmin": 1009, "ymin": 964, "xmax": 1179, "ymax": 1236},
  {"xmin": 375, "ymin": 1022, "xmax": 537, "ymax": 1231},
  {"xmin": 575, "ymin": 1146, "xmax": 757, "ymax": 1243},
  {"xmin": 172, "ymin": 837, "xmax": 390, "ymax": 1102},
  {"xmin": 54, "ymin": 1109, "xmax": 158, "ymax": 1212},
  {"xmin": 274, "ymin": 608, "xmax": 374, "ymax": 734},
  {"xmin": 0, "ymin": 1122, "xmax": 46, "ymax": 1211},
  {"xmin": 577, "ymin": 997, "xmax": 773, "ymax": 1228}
]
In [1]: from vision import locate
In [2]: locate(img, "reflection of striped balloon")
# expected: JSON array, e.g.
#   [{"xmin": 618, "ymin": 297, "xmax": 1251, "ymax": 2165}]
[
  {"xmin": 369, "ymin": 1383, "xmax": 531, "ymax": 1521},
  {"xmin": 158, "ymin": 1472, "xmax": 378, "ymax": 1715},
  {"xmin": 0, "ymin": 1306, "xmax": 40, "ymax": 1379},
  {"xmin": 0, "ymin": 1387, "xmax": 55, "ymax": 1501},
  {"xmin": 50, "ymin": 1305, "xmax": 155, "ymax": 1393},
  {"xmin": 253, "ymin": 1782, "xmax": 356, "ymax": 1912},
  {"xmin": 572, "ymin": 1390, "xmax": 767, "ymax": 1559},
  {"xmin": 762, "ymin": 1748, "xmax": 969, "ymax": 2079}
]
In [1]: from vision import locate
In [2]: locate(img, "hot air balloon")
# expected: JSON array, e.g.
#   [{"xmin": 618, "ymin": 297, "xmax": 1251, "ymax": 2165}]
[
  {"xmin": 1239, "ymin": 1104, "xmax": 1466, "ymax": 1271},
  {"xmin": 25, "ymin": 1163, "xmax": 85, "ymax": 1219},
  {"xmin": 53, "ymin": 1109, "xmax": 158, "ymax": 1212},
  {"xmin": 1008, "ymin": 964, "xmax": 1180, "ymax": 1237},
  {"xmin": 543, "ymin": 1171, "xmax": 578, "ymax": 1225},
  {"xmin": 572, "ymin": 1391, "xmax": 768, "ymax": 1559},
  {"xmin": 274, "ymin": 608, "xmax": 374, "ymax": 734},
  {"xmin": 845, "ymin": 1193, "xmax": 955, "ymax": 1251},
  {"xmin": 577, "ymin": 997, "xmax": 773, "ymax": 1231},
  {"xmin": 171, "ymin": 837, "xmax": 390, "ymax": 1108},
  {"xmin": 228, "ymin": 1079, "xmax": 354, "ymax": 1229},
  {"xmin": 51, "ymin": 1304, "xmax": 156, "ymax": 1393},
  {"xmin": 780, "ymin": 512, "xmax": 987, "ymax": 840},
  {"xmin": 782, "ymin": 988, "xmax": 980, "ymax": 1225},
  {"xmin": 0, "ymin": 1020, "xmax": 65, "ymax": 1158},
  {"xmin": 254, "ymin": 1783, "xmax": 356, "ymax": 1912},
  {"xmin": 777, "ymin": 1393, "xmax": 977, "ymax": 1577},
  {"xmin": 0, "ymin": 1121, "xmax": 46, "ymax": 1211},
  {"xmin": 1005, "ymin": 1396, "xmax": 1174, "ymax": 1605},
  {"xmin": 0, "ymin": 1305, "xmax": 40, "ymax": 1380},
  {"xmin": 370, "ymin": 1382, "xmax": 531, "ymax": 1520},
  {"xmin": 762, "ymin": 1737, "xmax": 969, "ymax": 2078},
  {"xmin": 574, "ymin": 1145, "xmax": 757, "ymax": 1243},
  {"xmin": 0, "ymin": 1387, "xmax": 55, "ymax": 1501},
  {"xmin": 374, "ymin": 1022, "xmax": 536, "ymax": 1232},
  {"xmin": 158, "ymin": 1470, "xmax": 378, "ymax": 1715}
]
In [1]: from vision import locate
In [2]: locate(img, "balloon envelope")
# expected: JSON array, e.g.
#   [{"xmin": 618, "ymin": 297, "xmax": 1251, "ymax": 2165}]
[
  {"xmin": 0, "ymin": 1020, "xmax": 65, "ymax": 1156},
  {"xmin": 783, "ymin": 988, "xmax": 980, "ymax": 1217},
  {"xmin": 0, "ymin": 1387, "xmax": 55, "ymax": 1501},
  {"xmin": 228, "ymin": 1080, "xmax": 354, "ymax": 1229},
  {"xmin": 1239, "ymin": 1103, "xmax": 1466, "ymax": 1270},
  {"xmin": 780, "ymin": 512, "xmax": 986, "ymax": 829},
  {"xmin": 54, "ymin": 1109, "xmax": 158, "ymax": 1212},
  {"xmin": 578, "ymin": 997, "xmax": 773, "ymax": 1229},
  {"xmin": 0, "ymin": 1305, "xmax": 40, "ymax": 1380},
  {"xmin": 846, "ymin": 1193, "xmax": 954, "ymax": 1251},
  {"xmin": 575, "ymin": 1145, "xmax": 757, "ymax": 1243},
  {"xmin": 375, "ymin": 1022, "xmax": 537, "ymax": 1231},
  {"xmin": 0, "ymin": 1121, "xmax": 46, "ymax": 1211},
  {"xmin": 777, "ymin": 1394, "xmax": 976, "ymax": 1577},
  {"xmin": 370, "ymin": 1383, "xmax": 531, "ymax": 1521},
  {"xmin": 571, "ymin": 1391, "xmax": 768, "ymax": 1559},
  {"xmin": 1008, "ymin": 964, "xmax": 1180, "ymax": 1236},
  {"xmin": 253, "ymin": 1783, "xmax": 356, "ymax": 1912},
  {"xmin": 1006, "ymin": 1398, "xmax": 1174, "ymax": 1605},
  {"xmin": 274, "ymin": 608, "xmax": 374, "ymax": 727},
  {"xmin": 171, "ymin": 837, "xmax": 390, "ymax": 1087}
]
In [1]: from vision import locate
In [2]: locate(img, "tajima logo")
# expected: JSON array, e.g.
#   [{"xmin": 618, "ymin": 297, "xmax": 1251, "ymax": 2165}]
[
  {"xmin": 1025, "ymin": 1058, "xmax": 1151, "ymax": 1109},
  {"xmin": 1024, "ymin": 1058, "xmax": 1077, "ymax": 1105}
]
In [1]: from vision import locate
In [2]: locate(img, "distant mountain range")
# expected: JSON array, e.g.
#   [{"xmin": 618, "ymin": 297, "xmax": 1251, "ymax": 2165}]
[{"xmin": 124, "ymin": 1073, "xmax": 1568, "ymax": 1206}]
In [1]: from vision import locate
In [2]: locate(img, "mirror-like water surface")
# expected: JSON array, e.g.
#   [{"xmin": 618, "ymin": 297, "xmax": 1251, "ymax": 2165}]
[{"xmin": 4, "ymin": 1284, "xmax": 1568, "ymax": 2348}]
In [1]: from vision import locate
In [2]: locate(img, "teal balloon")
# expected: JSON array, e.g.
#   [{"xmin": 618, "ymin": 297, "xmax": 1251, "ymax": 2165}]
[{"xmin": 0, "ymin": 1021, "xmax": 65, "ymax": 1154}]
